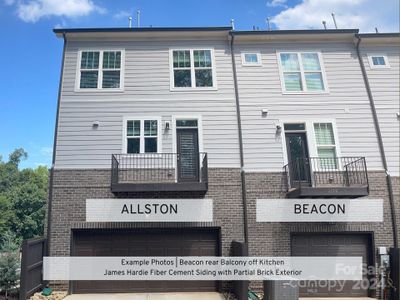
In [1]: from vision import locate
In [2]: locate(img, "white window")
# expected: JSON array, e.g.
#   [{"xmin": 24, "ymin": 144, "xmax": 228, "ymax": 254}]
[
  {"xmin": 125, "ymin": 119, "xmax": 160, "ymax": 153},
  {"xmin": 241, "ymin": 52, "xmax": 262, "ymax": 66},
  {"xmin": 313, "ymin": 122, "xmax": 337, "ymax": 169},
  {"xmin": 170, "ymin": 49, "xmax": 216, "ymax": 89},
  {"xmin": 278, "ymin": 51, "xmax": 327, "ymax": 93},
  {"xmin": 77, "ymin": 50, "xmax": 124, "ymax": 90},
  {"xmin": 368, "ymin": 54, "xmax": 390, "ymax": 69}
]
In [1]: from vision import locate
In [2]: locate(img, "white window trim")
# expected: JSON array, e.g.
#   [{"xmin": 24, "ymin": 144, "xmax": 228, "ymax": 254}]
[
  {"xmin": 75, "ymin": 49, "xmax": 125, "ymax": 92},
  {"xmin": 241, "ymin": 52, "xmax": 262, "ymax": 66},
  {"xmin": 276, "ymin": 50, "xmax": 329, "ymax": 95},
  {"xmin": 169, "ymin": 48, "xmax": 218, "ymax": 91},
  {"xmin": 280, "ymin": 119, "xmax": 342, "ymax": 167},
  {"xmin": 368, "ymin": 53, "xmax": 390, "ymax": 69},
  {"xmin": 122, "ymin": 117, "xmax": 162, "ymax": 154}
]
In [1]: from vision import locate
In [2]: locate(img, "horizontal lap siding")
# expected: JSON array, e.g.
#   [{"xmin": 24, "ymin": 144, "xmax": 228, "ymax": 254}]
[
  {"xmin": 235, "ymin": 41, "xmax": 383, "ymax": 172},
  {"xmin": 361, "ymin": 43, "xmax": 400, "ymax": 176},
  {"xmin": 55, "ymin": 40, "xmax": 240, "ymax": 169}
]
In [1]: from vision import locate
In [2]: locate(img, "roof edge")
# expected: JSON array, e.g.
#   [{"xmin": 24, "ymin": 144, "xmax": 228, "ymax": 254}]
[
  {"xmin": 357, "ymin": 32, "xmax": 400, "ymax": 38},
  {"xmin": 231, "ymin": 29, "xmax": 359, "ymax": 35}
]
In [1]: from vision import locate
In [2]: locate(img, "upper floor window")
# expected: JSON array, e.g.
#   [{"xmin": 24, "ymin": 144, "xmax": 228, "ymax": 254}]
[
  {"xmin": 78, "ymin": 50, "xmax": 123, "ymax": 90},
  {"xmin": 368, "ymin": 54, "xmax": 390, "ymax": 69},
  {"xmin": 171, "ymin": 49, "xmax": 216, "ymax": 90},
  {"xmin": 278, "ymin": 52, "xmax": 327, "ymax": 93},
  {"xmin": 125, "ymin": 119, "xmax": 160, "ymax": 154},
  {"xmin": 242, "ymin": 52, "xmax": 262, "ymax": 66}
]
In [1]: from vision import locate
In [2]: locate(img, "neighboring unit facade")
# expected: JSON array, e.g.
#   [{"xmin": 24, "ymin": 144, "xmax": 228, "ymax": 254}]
[{"xmin": 48, "ymin": 27, "xmax": 400, "ymax": 298}]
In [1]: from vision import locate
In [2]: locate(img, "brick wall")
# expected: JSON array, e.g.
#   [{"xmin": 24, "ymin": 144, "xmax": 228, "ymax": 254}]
[
  {"xmin": 245, "ymin": 171, "xmax": 396, "ymax": 297},
  {"xmin": 48, "ymin": 168, "xmax": 244, "ymax": 291}
]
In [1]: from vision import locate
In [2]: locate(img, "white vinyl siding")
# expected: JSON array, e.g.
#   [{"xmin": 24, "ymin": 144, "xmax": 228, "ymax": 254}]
[
  {"xmin": 235, "ymin": 42, "xmax": 382, "ymax": 172},
  {"xmin": 277, "ymin": 51, "xmax": 327, "ymax": 93},
  {"xmin": 55, "ymin": 40, "xmax": 239, "ymax": 169},
  {"xmin": 362, "ymin": 43, "xmax": 400, "ymax": 175}
]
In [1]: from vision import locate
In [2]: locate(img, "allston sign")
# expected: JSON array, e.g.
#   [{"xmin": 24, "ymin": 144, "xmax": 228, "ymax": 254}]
[
  {"xmin": 86, "ymin": 199, "xmax": 213, "ymax": 222},
  {"xmin": 256, "ymin": 198, "xmax": 383, "ymax": 222}
]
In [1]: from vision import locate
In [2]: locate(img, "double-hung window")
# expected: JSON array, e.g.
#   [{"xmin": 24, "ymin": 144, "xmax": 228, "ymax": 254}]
[
  {"xmin": 278, "ymin": 52, "xmax": 327, "ymax": 93},
  {"xmin": 313, "ymin": 123, "xmax": 337, "ymax": 169},
  {"xmin": 171, "ymin": 49, "xmax": 215, "ymax": 89},
  {"xmin": 78, "ymin": 50, "xmax": 123, "ymax": 90},
  {"xmin": 126, "ymin": 119, "xmax": 159, "ymax": 154}
]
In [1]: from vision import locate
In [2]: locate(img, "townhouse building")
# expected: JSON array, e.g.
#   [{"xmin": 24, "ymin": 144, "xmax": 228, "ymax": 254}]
[{"xmin": 48, "ymin": 27, "xmax": 400, "ymax": 298}]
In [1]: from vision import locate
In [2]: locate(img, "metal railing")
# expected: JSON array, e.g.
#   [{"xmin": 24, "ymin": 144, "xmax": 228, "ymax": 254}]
[
  {"xmin": 283, "ymin": 156, "xmax": 369, "ymax": 192},
  {"xmin": 111, "ymin": 153, "xmax": 208, "ymax": 186}
]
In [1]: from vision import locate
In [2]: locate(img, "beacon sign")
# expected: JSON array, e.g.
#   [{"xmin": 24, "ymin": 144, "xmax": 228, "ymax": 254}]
[{"xmin": 256, "ymin": 198, "xmax": 383, "ymax": 222}]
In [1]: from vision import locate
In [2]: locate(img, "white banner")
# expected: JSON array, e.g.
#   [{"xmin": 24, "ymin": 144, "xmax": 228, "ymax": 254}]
[
  {"xmin": 256, "ymin": 198, "xmax": 383, "ymax": 222},
  {"xmin": 86, "ymin": 199, "xmax": 213, "ymax": 222},
  {"xmin": 43, "ymin": 256, "xmax": 362, "ymax": 281}
]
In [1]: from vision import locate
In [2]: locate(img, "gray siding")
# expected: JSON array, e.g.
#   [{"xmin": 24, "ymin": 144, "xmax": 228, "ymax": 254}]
[
  {"xmin": 55, "ymin": 39, "xmax": 240, "ymax": 169},
  {"xmin": 361, "ymin": 42, "xmax": 400, "ymax": 176},
  {"xmin": 234, "ymin": 41, "xmax": 384, "ymax": 172}
]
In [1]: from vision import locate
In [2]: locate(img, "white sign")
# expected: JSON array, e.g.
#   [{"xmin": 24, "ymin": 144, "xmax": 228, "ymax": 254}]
[
  {"xmin": 44, "ymin": 256, "xmax": 362, "ymax": 281},
  {"xmin": 86, "ymin": 199, "xmax": 213, "ymax": 222},
  {"xmin": 256, "ymin": 198, "xmax": 383, "ymax": 222}
]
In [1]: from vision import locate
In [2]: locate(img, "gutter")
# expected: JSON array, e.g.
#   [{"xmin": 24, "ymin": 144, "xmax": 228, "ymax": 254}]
[
  {"xmin": 46, "ymin": 32, "xmax": 67, "ymax": 255},
  {"xmin": 229, "ymin": 32, "xmax": 249, "ymax": 246},
  {"xmin": 355, "ymin": 35, "xmax": 398, "ymax": 248}
]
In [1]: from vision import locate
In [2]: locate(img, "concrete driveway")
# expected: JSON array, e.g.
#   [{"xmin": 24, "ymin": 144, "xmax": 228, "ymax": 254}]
[
  {"xmin": 300, "ymin": 298, "xmax": 374, "ymax": 300},
  {"xmin": 64, "ymin": 292, "xmax": 225, "ymax": 300}
]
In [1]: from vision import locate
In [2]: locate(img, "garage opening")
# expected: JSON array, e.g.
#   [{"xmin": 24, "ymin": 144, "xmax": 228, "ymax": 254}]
[
  {"xmin": 291, "ymin": 233, "xmax": 373, "ymax": 298},
  {"xmin": 71, "ymin": 228, "xmax": 220, "ymax": 293}
]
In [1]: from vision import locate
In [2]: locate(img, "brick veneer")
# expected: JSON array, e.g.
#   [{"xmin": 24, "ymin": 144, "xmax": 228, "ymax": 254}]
[
  {"xmin": 245, "ymin": 171, "xmax": 398, "ymax": 298},
  {"xmin": 47, "ymin": 168, "xmax": 245, "ymax": 291}
]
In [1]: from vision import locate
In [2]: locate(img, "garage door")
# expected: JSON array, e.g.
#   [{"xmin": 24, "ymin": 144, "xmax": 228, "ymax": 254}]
[
  {"xmin": 72, "ymin": 228, "xmax": 219, "ymax": 293},
  {"xmin": 292, "ymin": 233, "xmax": 371, "ymax": 297}
]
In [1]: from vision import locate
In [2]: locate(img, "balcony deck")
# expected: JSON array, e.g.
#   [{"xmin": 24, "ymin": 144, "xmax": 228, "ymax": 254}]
[
  {"xmin": 283, "ymin": 157, "xmax": 369, "ymax": 198},
  {"xmin": 110, "ymin": 153, "xmax": 208, "ymax": 193}
]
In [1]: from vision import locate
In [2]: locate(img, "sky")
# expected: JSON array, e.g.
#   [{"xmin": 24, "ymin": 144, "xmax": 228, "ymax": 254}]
[{"xmin": 0, "ymin": 0, "xmax": 399, "ymax": 169}]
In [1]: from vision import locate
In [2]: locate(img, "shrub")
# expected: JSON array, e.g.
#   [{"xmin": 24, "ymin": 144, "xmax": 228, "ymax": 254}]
[{"xmin": 0, "ymin": 232, "xmax": 20, "ymax": 299}]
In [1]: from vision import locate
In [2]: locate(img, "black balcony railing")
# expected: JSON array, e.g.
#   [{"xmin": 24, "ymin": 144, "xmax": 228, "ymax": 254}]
[
  {"xmin": 283, "ymin": 157, "xmax": 369, "ymax": 198},
  {"xmin": 111, "ymin": 153, "xmax": 208, "ymax": 193}
]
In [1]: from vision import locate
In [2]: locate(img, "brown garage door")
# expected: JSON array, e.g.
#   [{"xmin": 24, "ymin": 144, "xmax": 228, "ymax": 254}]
[
  {"xmin": 72, "ymin": 228, "xmax": 219, "ymax": 293},
  {"xmin": 292, "ymin": 233, "xmax": 371, "ymax": 297}
]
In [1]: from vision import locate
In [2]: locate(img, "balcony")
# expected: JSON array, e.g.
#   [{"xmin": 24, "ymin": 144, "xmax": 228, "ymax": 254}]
[
  {"xmin": 283, "ymin": 157, "xmax": 369, "ymax": 198},
  {"xmin": 111, "ymin": 153, "xmax": 208, "ymax": 193}
]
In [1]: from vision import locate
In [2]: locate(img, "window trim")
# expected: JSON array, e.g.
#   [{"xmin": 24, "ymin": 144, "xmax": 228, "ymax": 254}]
[
  {"xmin": 280, "ymin": 119, "xmax": 341, "ymax": 167},
  {"xmin": 75, "ymin": 49, "xmax": 125, "ymax": 92},
  {"xmin": 241, "ymin": 52, "xmax": 262, "ymax": 66},
  {"xmin": 122, "ymin": 117, "xmax": 162, "ymax": 154},
  {"xmin": 169, "ymin": 48, "xmax": 218, "ymax": 91},
  {"xmin": 276, "ymin": 50, "xmax": 329, "ymax": 94},
  {"xmin": 368, "ymin": 53, "xmax": 390, "ymax": 69}
]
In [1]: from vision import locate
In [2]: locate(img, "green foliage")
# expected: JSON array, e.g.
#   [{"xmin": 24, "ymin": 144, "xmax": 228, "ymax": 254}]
[
  {"xmin": 0, "ymin": 149, "xmax": 49, "ymax": 248},
  {"xmin": 0, "ymin": 232, "xmax": 20, "ymax": 298}
]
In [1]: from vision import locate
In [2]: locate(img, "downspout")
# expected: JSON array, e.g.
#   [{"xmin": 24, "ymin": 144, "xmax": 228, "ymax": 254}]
[
  {"xmin": 46, "ymin": 32, "xmax": 67, "ymax": 255},
  {"xmin": 355, "ymin": 35, "xmax": 398, "ymax": 248},
  {"xmin": 229, "ymin": 32, "xmax": 249, "ymax": 246}
]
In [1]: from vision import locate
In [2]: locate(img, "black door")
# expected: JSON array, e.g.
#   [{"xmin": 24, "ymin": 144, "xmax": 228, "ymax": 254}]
[
  {"xmin": 285, "ymin": 132, "xmax": 311, "ymax": 184},
  {"xmin": 177, "ymin": 128, "xmax": 199, "ymax": 182}
]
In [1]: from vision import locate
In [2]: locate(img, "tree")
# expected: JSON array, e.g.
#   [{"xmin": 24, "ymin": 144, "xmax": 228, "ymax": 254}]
[
  {"xmin": 8, "ymin": 148, "xmax": 27, "ymax": 166},
  {"xmin": 0, "ymin": 232, "xmax": 20, "ymax": 299},
  {"xmin": 0, "ymin": 149, "xmax": 48, "ymax": 248}
]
